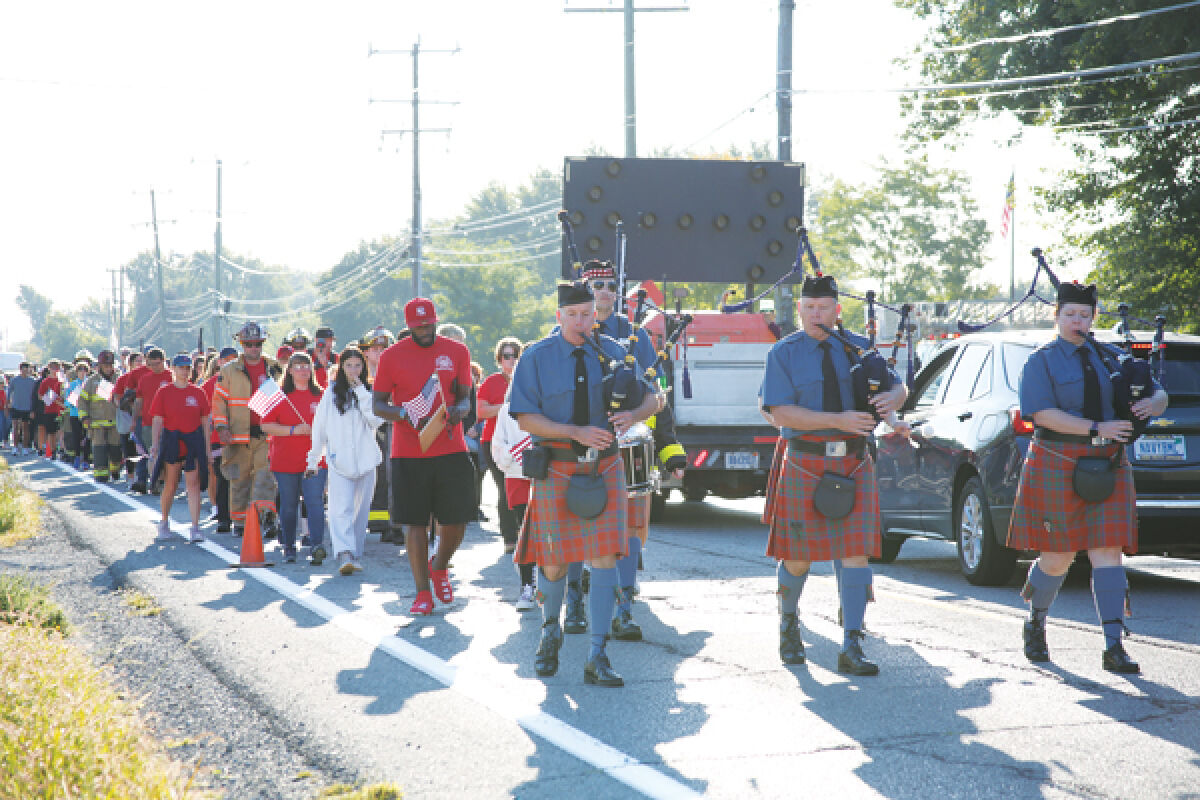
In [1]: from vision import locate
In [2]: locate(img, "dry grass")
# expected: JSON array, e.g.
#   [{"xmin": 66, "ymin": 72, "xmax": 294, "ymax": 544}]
[
  {"xmin": 120, "ymin": 587, "xmax": 164, "ymax": 617},
  {"xmin": 317, "ymin": 783, "xmax": 403, "ymax": 799},
  {"xmin": 0, "ymin": 456, "xmax": 42, "ymax": 547}
]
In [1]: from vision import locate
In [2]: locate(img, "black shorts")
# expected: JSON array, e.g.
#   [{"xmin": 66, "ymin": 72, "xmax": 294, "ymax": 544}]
[
  {"xmin": 39, "ymin": 415, "xmax": 60, "ymax": 434},
  {"xmin": 391, "ymin": 452, "xmax": 477, "ymax": 526},
  {"xmin": 9, "ymin": 410, "xmax": 30, "ymax": 422}
]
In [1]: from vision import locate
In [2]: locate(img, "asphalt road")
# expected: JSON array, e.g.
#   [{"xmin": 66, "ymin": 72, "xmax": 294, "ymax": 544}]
[{"xmin": 11, "ymin": 454, "xmax": 1200, "ymax": 799}]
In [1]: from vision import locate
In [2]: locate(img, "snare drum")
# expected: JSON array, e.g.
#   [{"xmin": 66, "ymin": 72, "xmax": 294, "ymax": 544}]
[{"xmin": 619, "ymin": 423, "xmax": 656, "ymax": 496}]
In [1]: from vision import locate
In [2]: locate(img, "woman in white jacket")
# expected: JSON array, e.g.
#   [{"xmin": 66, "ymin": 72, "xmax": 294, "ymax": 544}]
[
  {"xmin": 306, "ymin": 346, "xmax": 383, "ymax": 575},
  {"xmin": 490, "ymin": 389, "xmax": 537, "ymax": 610}
]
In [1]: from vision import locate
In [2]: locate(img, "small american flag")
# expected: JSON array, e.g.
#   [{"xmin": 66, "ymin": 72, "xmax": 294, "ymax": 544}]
[
  {"xmin": 248, "ymin": 376, "xmax": 286, "ymax": 418},
  {"xmin": 96, "ymin": 379, "xmax": 116, "ymax": 402},
  {"xmin": 403, "ymin": 372, "xmax": 442, "ymax": 425}
]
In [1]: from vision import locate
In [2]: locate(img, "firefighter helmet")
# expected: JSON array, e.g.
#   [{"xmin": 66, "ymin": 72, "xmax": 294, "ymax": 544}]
[{"xmin": 235, "ymin": 320, "xmax": 267, "ymax": 343}]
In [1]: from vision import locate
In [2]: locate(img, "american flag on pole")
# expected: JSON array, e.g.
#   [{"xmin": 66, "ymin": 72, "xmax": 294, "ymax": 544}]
[
  {"xmin": 1000, "ymin": 171, "xmax": 1015, "ymax": 238},
  {"xmin": 403, "ymin": 372, "xmax": 442, "ymax": 425},
  {"xmin": 248, "ymin": 376, "xmax": 286, "ymax": 418}
]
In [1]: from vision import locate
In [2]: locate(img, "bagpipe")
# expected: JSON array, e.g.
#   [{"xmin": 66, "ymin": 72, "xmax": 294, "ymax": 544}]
[
  {"xmin": 962, "ymin": 246, "xmax": 1165, "ymax": 439},
  {"xmin": 719, "ymin": 225, "xmax": 914, "ymax": 417},
  {"xmin": 558, "ymin": 211, "xmax": 694, "ymax": 414}
]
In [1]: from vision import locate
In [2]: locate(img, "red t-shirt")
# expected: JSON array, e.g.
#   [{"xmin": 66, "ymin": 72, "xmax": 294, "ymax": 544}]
[
  {"xmin": 243, "ymin": 359, "xmax": 269, "ymax": 425},
  {"xmin": 374, "ymin": 336, "xmax": 471, "ymax": 459},
  {"xmin": 38, "ymin": 375, "xmax": 65, "ymax": 416},
  {"xmin": 478, "ymin": 373, "xmax": 510, "ymax": 443},
  {"xmin": 201, "ymin": 374, "xmax": 219, "ymax": 407},
  {"xmin": 119, "ymin": 365, "xmax": 148, "ymax": 402},
  {"xmin": 137, "ymin": 369, "xmax": 173, "ymax": 424},
  {"xmin": 260, "ymin": 388, "xmax": 324, "ymax": 473},
  {"xmin": 149, "ymin": 383, "xmax": 210, "ymax": 434}
]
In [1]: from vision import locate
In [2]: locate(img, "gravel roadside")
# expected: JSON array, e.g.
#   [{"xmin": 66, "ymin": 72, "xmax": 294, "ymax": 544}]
[{"xmin": 1, "ymin": 501, "xmax": 347, "ymax": 800}]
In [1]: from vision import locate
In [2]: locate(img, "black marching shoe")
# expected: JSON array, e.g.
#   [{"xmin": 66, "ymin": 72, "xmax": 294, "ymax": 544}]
[
  {"xmin": 130, "ymin": 481, "xmax": 148, "ymax": 494},
  {"xmin": 779, "ymin": 612, "xmax": 806, "ymax": 665},
  {"xmin": 261, "ymin": 511, "xmax": 280, "ymax": 541},
  {"xmin": 563, "ymin": 583, "xmax": 588, "ymax": 634},
  {"xmin": 1102, "ymin": 642, "xmax": 1140, "ymax": 674},
  {"xmin": 216, "ymin": 521, "xmax": 232, "ymax": 533},
  {"xmin": 583, "ymin": 650, "xmax": 624, "ymax": 687},
  {"xmin": 837, "ymin": 630, "xmax": 880, "ymax": 676},
  {"xmin": 610, "ymin": 588, "xmax": 643, "ymax": 641},
  {"xmin": 534, "ymin": 620, "xmax": 564, "ymax": 677},
  {"xmin": 1023, "ymin": 616, "xmax": 1050, "ymax": 663}
]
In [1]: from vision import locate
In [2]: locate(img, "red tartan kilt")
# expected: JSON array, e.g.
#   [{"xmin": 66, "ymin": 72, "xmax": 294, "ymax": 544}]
[
  {"xmin": 627, "ymin": 492, "xmax": 650, "ymax": 529},
  {"xmin": 1007, "ymin": 439, "xmax": 1136, "ymax": 554},
  {"xmin": 764, "ymin": 439, "xmax": 881, "ymax": 562},
  {"xmin": 514, "ymin": 454, "xmax": 628, "ymax": 566}
]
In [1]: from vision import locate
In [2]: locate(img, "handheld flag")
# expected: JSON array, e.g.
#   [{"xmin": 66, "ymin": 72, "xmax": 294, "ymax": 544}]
[
  {"xmin": 96, "ymin": 379, "xmax": 115, "ymax": 402},
  {"xmin": 402, "ymin": 372, "xmax": 447, "ymax": 452},
  {"xmin": 67, "ymin": 386, "xmax": 82, "ymax": 409},
  {"xmin": 248, "ymin": 376, "xmax": 286, "ymax": 418}
]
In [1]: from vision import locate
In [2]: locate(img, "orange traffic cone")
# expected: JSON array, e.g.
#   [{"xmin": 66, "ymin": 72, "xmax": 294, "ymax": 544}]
[
  {"xmin": 235, "ymin": 502, "xmax": 273, "ymax": 568},
  {"xmin": 45, "ymin": 439, "xmax": 53, "ymax": 459}
]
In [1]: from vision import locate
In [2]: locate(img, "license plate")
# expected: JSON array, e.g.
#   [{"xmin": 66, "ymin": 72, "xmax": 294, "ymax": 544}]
[
  {"xmin": 1134, "ymin": 434, "xmax": 1187, "ymax": 462},
  {"xmin": 724, "ymin": 451, "xmax": 759, "ymax": 470}
]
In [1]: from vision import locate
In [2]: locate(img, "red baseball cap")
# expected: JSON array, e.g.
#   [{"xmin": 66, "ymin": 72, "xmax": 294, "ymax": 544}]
[{"xmin": 405, "ymin": 297, "xmax": 438, "ymax": 328}]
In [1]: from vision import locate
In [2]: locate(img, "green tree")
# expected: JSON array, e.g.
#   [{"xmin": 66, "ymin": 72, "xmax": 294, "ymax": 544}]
[
  {"xmin": 807, "ymin": 156, "xmax": 996, "ymax": 303},
  {"xmin": 895, "ymin": 0, "xmax": 1200, "ymax": 330},
  {"xmin": 39, "ymin": 312, "xmax": 106, "ymax": 362},
  {"xmin": 15, "ymin": 286, "xmax": 53, "ymax": 346}
]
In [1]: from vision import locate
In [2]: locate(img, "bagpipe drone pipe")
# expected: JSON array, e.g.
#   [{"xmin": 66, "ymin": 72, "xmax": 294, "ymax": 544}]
[
  {"xmin": 558, "ymin": 211, "xmax": 695, "ymax": 414},
  {"xmin": 963, "ymin": 246, "xmax": 1166, "ymax": 439}
]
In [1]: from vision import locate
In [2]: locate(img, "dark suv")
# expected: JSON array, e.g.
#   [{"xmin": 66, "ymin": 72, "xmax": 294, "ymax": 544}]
[{"xmin": 873, "ymin": 328, "xmax": 1200, "ymax": 585}]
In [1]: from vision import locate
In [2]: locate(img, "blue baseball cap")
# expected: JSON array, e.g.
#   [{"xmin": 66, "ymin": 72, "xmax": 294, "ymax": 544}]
[
  {"xmin": 219, "ymin": 346, "xmax": 238, "ymax": 359},
  {"xmin": 171, "ymin": 353, "xmax": 193, "ymax": 368}
]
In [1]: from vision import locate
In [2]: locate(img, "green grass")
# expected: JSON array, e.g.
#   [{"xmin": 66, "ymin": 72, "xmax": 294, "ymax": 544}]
[
  {"xmin": 0, "ymin": 573, "xmax": 69, "ymax": 633},
  {"xmin": 0, "ymin": 456, "xmax": 42, "ymax": 547},
  {"xmin": 120, "ymin": 587, "xmax": 163, "ymax": 617}
]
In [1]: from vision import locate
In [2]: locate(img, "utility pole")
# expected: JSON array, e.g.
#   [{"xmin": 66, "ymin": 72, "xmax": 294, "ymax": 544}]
[
  {"xmin": 564, "ymin": 2, "xmax": 689, "ymax": 157},
  {"xmin": 370, "ymin": 40, "xmax": 458, "ymax": 299},
  {"xmin": 150, "ymin": 189, "xmax": 167, "ymax": 345},
  {"xmin": 777, "ymin": 0, "xmax": 796, "ymax": 331},
  {"xmin": 214, "ymin": 159, "xmax": 224, "ymax": 344},
  {"xmin": 118, "ymin": 262, "xmax": 125, "ymax": 347}
]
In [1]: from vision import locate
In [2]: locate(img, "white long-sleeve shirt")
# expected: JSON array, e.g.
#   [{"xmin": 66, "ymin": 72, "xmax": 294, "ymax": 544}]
[{"xmin": 306, "ymin": 383, "xmax": 384, "ymax": 478}]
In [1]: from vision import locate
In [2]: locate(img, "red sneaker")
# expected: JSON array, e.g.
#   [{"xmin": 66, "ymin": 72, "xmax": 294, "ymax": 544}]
[
  {"xmin": 410, "ymin": 590, "xmax": 434, "ymax": 616},
  {"xmin": 428, "ymin": 557, "xmax": 453, "ymax": 603}
]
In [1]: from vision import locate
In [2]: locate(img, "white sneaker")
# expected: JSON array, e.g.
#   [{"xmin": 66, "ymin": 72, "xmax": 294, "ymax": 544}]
[
  {"xmin": 189, "ymin": 526, "xmax": 205, "ymax": 543},
  {"xmin": 516, "ymin": 583, "xmax": 536, "ymax": 611},
  {"xmin": 338, "ymin": 552, "xmax": 355, "ymax": 576},
  {"xmin": 352, "ymin": 557, "xmax": 364, "ymax": 573},
  {"xmin": 155, "ymin": 520, "xmax": 173, "ymax": 541}
]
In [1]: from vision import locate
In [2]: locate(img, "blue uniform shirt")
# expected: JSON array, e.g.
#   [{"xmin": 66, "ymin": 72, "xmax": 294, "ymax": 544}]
[
  {"xmin": 509, "ymin": 330, "xmax": 629, "ymax": 438},
  {"xmin": 1019, "ymin": 335, "xmax": 1120, "ymax": 421},
  {"xmin": 596, "ymin": 312, "xmax": 657, "ymax": 370},
  {"xmin": 760, "ymin": 328, "xmax": 884, "ymax": 438}
]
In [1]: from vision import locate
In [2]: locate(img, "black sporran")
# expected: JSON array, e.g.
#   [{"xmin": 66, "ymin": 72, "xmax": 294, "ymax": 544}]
[
  {"xmin": 1072, "ymin": 455, "xmax": 1117, "ymax": 504},
  {"xmin": 566, "ymin": 462, "xmax": 608, "ymax": 519},
  {"xmin": 813, "ymin": 471, "xmax": 856, "ymax": 519}
]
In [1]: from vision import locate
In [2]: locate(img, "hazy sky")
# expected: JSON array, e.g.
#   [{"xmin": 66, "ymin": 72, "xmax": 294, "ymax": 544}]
[{"xmin": 0, "ymin": 0, "xmax": 1070, "ymax": 348}]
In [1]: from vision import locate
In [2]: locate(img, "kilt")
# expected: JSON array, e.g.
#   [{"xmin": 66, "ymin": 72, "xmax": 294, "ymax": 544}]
[
  {"xmin": 764, "ymin": 436, "xmax": 881, "ymax": 562},
  {"xmin": 514, "ymin": 453, "xmax": 628, "ymax": 566},
  {"xmin": 1007, "ymin": 439, "xmax": 1136, "ymax": 554},
  {"xmin": 627, "ymin": 492, "xmax": 650, "ymax": 529}
]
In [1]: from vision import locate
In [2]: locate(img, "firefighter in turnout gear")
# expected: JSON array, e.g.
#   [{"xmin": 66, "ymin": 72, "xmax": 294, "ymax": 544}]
[
  {"xmin": 79, "ymin": 350, "xmax": 122, "ymax": 482},
  {"xmin": 212, "ymin": 321, "xmax": 282, "ymax": 537}
]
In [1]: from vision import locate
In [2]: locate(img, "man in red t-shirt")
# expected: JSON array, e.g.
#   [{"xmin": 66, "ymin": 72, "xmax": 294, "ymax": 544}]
[
  {"xmin": 113, "ymin": 350, "xmax": 146, "ymax": 481},
  {"xmin": 36, "ymin": 360, "xmax": 66, "ymax": 458},
  {"xmin": 373, "ymin": 297, "xmax": 474, "ymax": 615},
  {"xmin": 131, "ymin": 349, "xmax": 172, "ymax": 493}
]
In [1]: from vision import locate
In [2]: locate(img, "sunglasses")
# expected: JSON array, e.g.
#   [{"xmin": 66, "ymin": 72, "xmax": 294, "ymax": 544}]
[
  {"xmin": 500, "ymin": 352, "xmax": 518, "ymax": 360},
  {"xmin": 591, "ymin": 280, "xmax": 618, "ymax": 291},
  {"xmin": 242, "ymin": 342, "xmax": 263, "ymax": 348}
]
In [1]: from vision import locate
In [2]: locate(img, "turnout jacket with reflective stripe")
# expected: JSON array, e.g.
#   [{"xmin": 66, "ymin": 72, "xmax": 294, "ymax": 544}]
[
  {"xmin": 211, "ymin": 355, "xmax": 279, "ymax": 444},
  {"xmin": 79, "ymin": 372, "xmax": 119, "ymax": 426}
]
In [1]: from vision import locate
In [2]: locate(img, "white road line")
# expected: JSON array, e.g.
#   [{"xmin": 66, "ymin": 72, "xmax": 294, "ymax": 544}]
[{"xmin": 41, "ymin": 461, "xmax": 701, "ymax": 800}]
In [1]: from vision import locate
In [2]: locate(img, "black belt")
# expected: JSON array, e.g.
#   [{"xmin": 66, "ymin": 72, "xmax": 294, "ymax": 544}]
[
  {"xmin": 250, "ymin": 424, "xmax": 265, "ymax": 439},
  {"xmin": 788, "ymin": 437, "xmax": 867, "ymax": 458},
  {"xmin": 1034, "ymin": 427, "xmax": 1117, "ymax": 447},
  {"xmin": 546, "ymin": 444, "xmax": 618, "ymax": 463}
]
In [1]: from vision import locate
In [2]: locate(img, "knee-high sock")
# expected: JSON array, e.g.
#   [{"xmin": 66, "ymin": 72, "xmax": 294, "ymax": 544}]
[
  {"xmin": 1022, "ymin": 560, "xmax": 1066, "ymax": 618},
  {"xmin": 1091, "ymin": 565, "xmax": 1128, "ymax": 649},
  {"xmin": 538, "ymin": 569, "xmax": 566, "ymax": 625},
  {"xmin": 566, "ymin": 561, "xmax": 585, "ymax": 603},
  {"xmin": 587, "ymin": 566, "xmax": 618, "ymax": 660},
  {"xmin": 615, "ymin": 538, "xmax": 642, "ymax": 614},
  {"xmin": 840, "ymin": 566, "xmax": 873, "ymax": 648},
  {"xmin": 777, "ymin": 561, "xmax": 808, "ymax": 616}
]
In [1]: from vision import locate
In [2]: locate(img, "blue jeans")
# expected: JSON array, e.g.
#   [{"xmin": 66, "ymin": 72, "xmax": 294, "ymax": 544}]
[
  {"xmin": 134, "ymin": 423, "xmax": 150, "ymax": 484},
  {"xmin": 0, "ymin": 411, "xmax": 10, "ymax": 445},
  {"xmin": 274, "ymin": 469, "xmax": 327, "ymax": 553}
]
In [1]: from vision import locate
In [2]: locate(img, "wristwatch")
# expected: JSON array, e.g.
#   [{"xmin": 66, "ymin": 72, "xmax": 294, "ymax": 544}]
[{"xmin": 1089, "ymin": 423, "xmax": 1099, "ymax": 439}]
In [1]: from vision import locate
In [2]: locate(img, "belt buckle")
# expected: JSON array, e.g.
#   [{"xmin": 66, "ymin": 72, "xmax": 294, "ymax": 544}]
[
  {"xmin": 580, "ymin": 446, "xmax": 599, "ymax": 463},
  {"xmin": 1092, "ymin": 436, "xmax": 1110, "ymax": 447},
  {"xmin": 825, "ymin": 440, "xmax": 847, "ymax": 458}
]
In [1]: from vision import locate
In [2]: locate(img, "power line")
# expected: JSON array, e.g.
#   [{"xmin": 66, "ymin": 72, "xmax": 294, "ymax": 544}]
[{"xmin": 929, "ymin": 1, "xmax": 1200, "ymax": 54}]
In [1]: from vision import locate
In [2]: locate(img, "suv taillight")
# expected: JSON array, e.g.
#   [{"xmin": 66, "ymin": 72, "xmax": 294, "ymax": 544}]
[{"xmin": 1009, "ymin": 407, "xmax": 1035, "ymax": 436}]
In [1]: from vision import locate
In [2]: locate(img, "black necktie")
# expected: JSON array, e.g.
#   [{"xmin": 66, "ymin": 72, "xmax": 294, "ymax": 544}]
[
  {"xmin": 1079, "ymin": 347, "xmax": 1103, "ymax": 423},
  {"xmin": 820, "ymin": 340, "xmax": 843, "ymax": 413},
  {"xmin": 572, "ymin": 349, "xmax": 589, "ymax": 454}
]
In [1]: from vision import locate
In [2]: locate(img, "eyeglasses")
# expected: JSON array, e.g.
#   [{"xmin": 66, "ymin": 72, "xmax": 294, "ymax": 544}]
[
  {"xmin": 291, "ymin": 363, "xmax": 312, "ymax": 369},
  {"xmin": 591, "ymin": 280, "xmax": 618, "ymax": 291},
  {"xmin": 242, "ymin": 342, "xmax": 263, "ymax": 349},
  {"xmin": 500, "ymin": 352, "xmax": 518, "ymax": 360}
]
